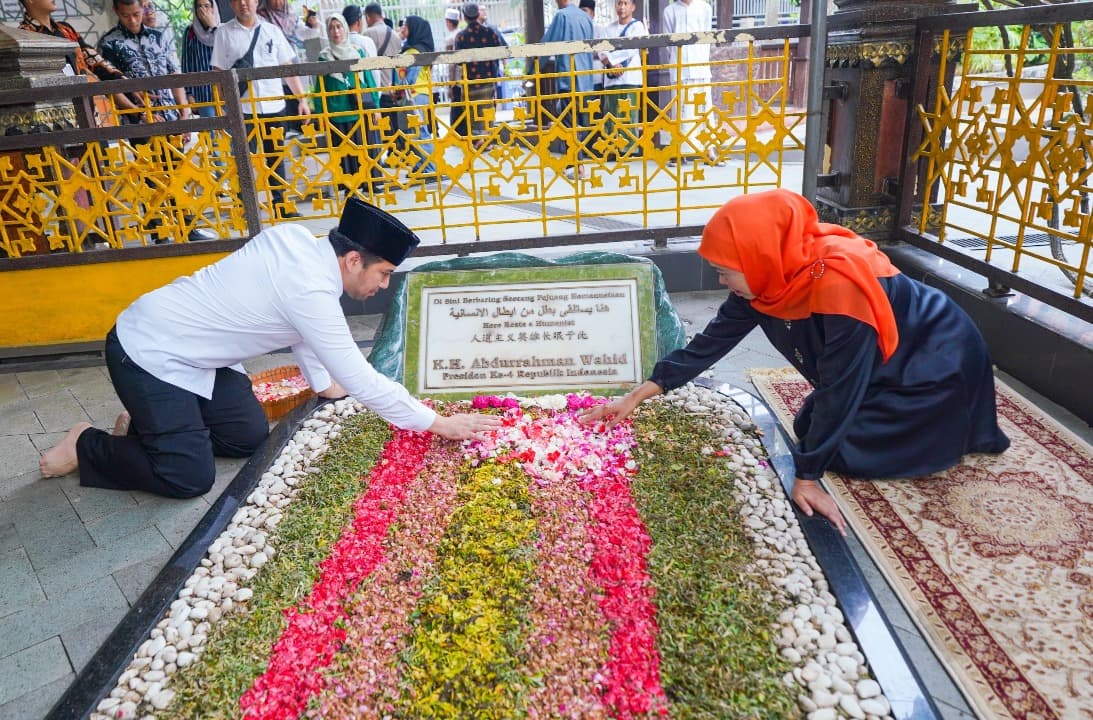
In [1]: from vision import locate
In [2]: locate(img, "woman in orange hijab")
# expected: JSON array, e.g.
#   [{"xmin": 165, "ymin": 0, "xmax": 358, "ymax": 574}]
[{"xmin": 582, "ymin": 189, "xmax": 1009, "ymax": 534}]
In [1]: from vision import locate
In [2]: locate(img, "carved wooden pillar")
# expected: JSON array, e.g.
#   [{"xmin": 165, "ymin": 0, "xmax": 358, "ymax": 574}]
[
  {"xmin": 816, "ymin": 0, "xmax": 968, "ymax": 236},
  {"xmin": 526, "ymin": 0, "xmax": 545, "ymax": 46},
  {"xmin": 0, "ymin": 26, "xmax": 87, "ymax": 257},
  {"xmin": 716, "ymin": 0, "xmax": 733, "ymax": 29}
]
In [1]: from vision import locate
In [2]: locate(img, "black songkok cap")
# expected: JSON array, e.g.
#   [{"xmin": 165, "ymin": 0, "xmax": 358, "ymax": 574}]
[
  {"xmin": 462, "ymin": 2, "xmax": 479, "ymax": 20},
  {"xmin": 342, "ymin": 4, "xmax": 362, "ymax": 25},
  {"xmin": 578, "ymin": 0, "xmax": 595, "ymax": 9},
  {"xmin": 337, "ymin": 198, "xmax": 421, "ymax": 265}
]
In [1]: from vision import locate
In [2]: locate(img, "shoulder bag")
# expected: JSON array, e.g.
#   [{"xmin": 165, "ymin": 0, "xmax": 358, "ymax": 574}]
[
  {"xmin": 605, "ymin": 20, "xmax": 640, "ymax": 78},
  {"xmin": 232, "ymin": 26, "xmax": 263, "ymax": 97}
]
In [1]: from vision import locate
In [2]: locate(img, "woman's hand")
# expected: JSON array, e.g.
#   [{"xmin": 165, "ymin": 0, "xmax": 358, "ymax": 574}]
[
  {"xmin": 429, "ymin": 412, "xmax": 503, "ymax": 441},
  {"xmin": 791, "ymin": 478, "xmax": 847, "ymax": 536},
  {"xmin": 577, "ymin": 380, "xmax": 664, "ymax": 430},
  {"xmin": 196, "ymin": 1, "xmax": 217, "ymax": 29},
  {"xmin": 577, "ymin": 394, "xmax": 640, "ymax": 429},
  {"xmin": 318, "ymin": 380, "xmax": 347, "ymax": 399}
]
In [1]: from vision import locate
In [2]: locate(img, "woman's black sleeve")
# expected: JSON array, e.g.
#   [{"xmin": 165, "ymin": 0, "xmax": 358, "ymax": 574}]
[{"xmin": 648, "ymin": 295, "xmax": 757, "ymax": 392}]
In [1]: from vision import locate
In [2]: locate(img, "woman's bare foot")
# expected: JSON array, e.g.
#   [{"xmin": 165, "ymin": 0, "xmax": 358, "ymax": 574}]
[
  {"xmin": 113, "ymin": 411, "xmax": 131, "ymax": 436},
  {"xmin": 39, "ymin": 421, "xmax": 92, "ymax": 478}
]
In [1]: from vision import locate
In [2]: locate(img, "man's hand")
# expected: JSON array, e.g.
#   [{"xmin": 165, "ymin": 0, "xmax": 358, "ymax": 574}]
[
  {"xmin": 318, "ymin": 380, "xmax": 347, "ymax": 399},
  {"xmin": 429, "ymin": 412, "xmax": 502, "ymax": 441},
  {"xmin": 283, "ymin": 74, "xmax": 312, "ymax": 119},
  {"xmin": 791, "ymin": 478, "xmax": 847, "ymax": 536},
  {"xmin": 179, "ymin": 107, "xmax": 193, "ymax": 144}
]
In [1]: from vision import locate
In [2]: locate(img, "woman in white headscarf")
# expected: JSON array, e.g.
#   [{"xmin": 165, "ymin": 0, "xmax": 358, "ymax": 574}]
[
  {"xmin": 181, "ymin": 0, "xmax": 220, "ymax": 116},
  {"xmin": 258, "ymin": 0, "xmax": 322, "ymax": 54},
  {"xmin": 316, "ymin": 14, "xmax": 381, "ymax": 197}
]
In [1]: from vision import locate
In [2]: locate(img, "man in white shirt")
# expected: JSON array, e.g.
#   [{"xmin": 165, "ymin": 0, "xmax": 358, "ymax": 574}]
[
  {"xmin": 661, "ymin": 0, "xmax": 714, "ymax": 160},
  {"xmin": 211, "ymin": 0, "xmax": 312, "ymax": 217},
  {"xmin": 600, "ymin": 0, "xmax": 646, "ymax": 157},
  {"xmin": 342, "ymin": 4, "xmax": 378, "ymax": 57},
  {"xmin": 39, "ymin": 200, "xmax": 501, "ymax": 498}
]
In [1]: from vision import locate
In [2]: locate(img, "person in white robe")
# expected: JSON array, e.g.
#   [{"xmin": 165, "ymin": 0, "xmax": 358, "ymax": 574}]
[{"xmin": 39, "ymin": 200, "xmax": 500, "ymax": 497}]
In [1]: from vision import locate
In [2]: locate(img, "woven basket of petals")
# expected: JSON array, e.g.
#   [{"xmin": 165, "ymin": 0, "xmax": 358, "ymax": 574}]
[{"xmin": 249, "ymin": 365, "xmax": 315, "ymax": 421}]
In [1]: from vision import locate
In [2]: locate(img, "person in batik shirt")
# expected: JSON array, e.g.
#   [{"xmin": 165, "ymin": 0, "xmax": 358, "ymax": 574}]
[
  {"xmin": 18, "ymin": 0, "xmax": 125, "ymax": 81},
  {"xmin": 98, "ymin": 0, "xmax": 191, "ymax": 124},
  {"xmin": 453, "ymin": 3, "xmax": 504, "ymax": 146},
  {"xmin": 98, "ymin": 0, "xmax": 219, "ymax": 242},
  {"xmin": 18, "ymin": 0, "xmax": 139, "ymax": 123},
  {"xmin": 13, "ymin": 0, "xmax": 130, "ymax": 253}
]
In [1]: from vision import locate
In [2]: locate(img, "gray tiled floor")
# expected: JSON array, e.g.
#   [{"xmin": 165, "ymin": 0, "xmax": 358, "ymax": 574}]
[
  {"xmin": 0, "ymin": 296, "xmax": 1088, "ymax": 719},
  {"xmin": 0, "ymin": 316, "xmax": 384, "ymax": 719}
]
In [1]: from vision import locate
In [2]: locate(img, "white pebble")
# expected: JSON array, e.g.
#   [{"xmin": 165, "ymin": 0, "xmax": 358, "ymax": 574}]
[
  {"xmin": 839, "ymin": 693, "xmax": 866, "ymax": 719},
  {"xmin": 811, "ymin": 689, "xmax": 837, "ymax": 708},
  {"xmin": 860, "ymin": 696, "xmax": 891, "ymax": 716},
  {"xmin": 781, "ymin": 647, "xmax": 802, "ymax": 663},
  {"xmin": 97, "ymin": 697, "xmax": 121, "ymax": 714},
  {"xmin": 856, "ymin": 679, "xmax": 881, "ymax": 698}
]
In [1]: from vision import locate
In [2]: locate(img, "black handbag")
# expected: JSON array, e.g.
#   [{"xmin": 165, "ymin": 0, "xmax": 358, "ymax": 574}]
[{"xmin": 232, "ymin": 27, "xmax": 263, "ymax": 97}]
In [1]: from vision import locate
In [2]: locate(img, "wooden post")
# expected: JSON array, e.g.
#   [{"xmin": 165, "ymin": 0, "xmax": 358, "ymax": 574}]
[
  {"xmin": 814, "ymin": 0, "xmax": 964, "ymax": 236},
  {"xmin": 0, "ymin": 26, "xmax": 87, "ymax": 257}
]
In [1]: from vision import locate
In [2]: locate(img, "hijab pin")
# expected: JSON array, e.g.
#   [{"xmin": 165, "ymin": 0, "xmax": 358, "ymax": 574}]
[{"xmin": 810, "ymin": 258, "xmax": 826, "ymax": 280}]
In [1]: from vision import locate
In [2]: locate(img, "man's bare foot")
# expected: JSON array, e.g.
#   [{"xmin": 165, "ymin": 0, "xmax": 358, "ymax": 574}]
[
  {"xmin": 39, "ymin": 421, "xmax": 92, "ymax": 478},
  {"xmin": 113, "ymin": 411, "xmax": 131, "ymax": 436}
]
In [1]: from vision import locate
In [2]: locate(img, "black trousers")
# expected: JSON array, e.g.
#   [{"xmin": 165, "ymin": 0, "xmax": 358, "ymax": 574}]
[
  {"xmin": 76, "ymin": 328, "xmax": 269, "ymax": 498},
  {"xmin": 330, "ymin": 119, "xmax": 362, "ymax": 192},
  {"xmin": 449, "ymin": 86, "xmax": 469, "ymax": 138},
  {"xmin": 248, "ymin": 110, "xmax": 289, "ymax": 207},
  {"xmin": 331, "ymin": 118, "xmax": 382, "ymax": 192}
]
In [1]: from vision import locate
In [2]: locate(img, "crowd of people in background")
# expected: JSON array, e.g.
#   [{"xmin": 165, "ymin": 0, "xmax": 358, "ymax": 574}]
[{"xmin": 10, "ymin": 0, "xmax": 717, "ymax": 223}]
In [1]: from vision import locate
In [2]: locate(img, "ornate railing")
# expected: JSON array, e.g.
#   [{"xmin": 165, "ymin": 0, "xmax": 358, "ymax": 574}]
[
  {"xmin": 900, "ymin": 1, "xmax": 1093, "ymax": 306},
  {"xmin": 0, "ymin": 24, "xmax": 806, "ymax": 259}
]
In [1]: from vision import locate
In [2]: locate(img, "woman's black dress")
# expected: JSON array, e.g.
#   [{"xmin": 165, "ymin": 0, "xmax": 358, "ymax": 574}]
[{"xmin": 649, "ymin": 273, "xmax": 1010, "ymax": 479}]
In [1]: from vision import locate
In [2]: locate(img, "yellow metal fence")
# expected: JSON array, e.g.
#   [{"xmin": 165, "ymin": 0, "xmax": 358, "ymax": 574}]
[
  {"xmin": 0, "ymin": 28, "xmax": 806, "ymax": 258},
  {"xmin": 911, "ymin": 8, "xmax": 1093, "ymax": 299}
]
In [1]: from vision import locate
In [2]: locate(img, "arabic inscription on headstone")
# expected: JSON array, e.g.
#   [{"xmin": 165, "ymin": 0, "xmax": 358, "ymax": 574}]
[{"xmin": 405, "ymin": 265, "xmax": 656, "ymax": 396}]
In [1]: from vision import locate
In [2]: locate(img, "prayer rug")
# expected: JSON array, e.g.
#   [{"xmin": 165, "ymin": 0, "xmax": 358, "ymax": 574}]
[{"xmin": 749, "ymin": 367, "xmax": 1093, "ymax": 720}]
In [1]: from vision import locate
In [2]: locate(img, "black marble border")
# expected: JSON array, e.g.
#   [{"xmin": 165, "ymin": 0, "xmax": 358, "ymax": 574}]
[
  {"xmin": 45, "ymin": 397, "xmax": 323, "ymax": 720},
  {"xmin": 695, "ymin": 378, "xmax": 943, "ymax": 720},
  {"xmin": 50, "ymin": 383, "xmax": 942, "ymax": 720}
]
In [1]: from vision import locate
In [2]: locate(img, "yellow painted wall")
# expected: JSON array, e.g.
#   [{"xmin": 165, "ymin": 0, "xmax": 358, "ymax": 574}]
[{"xmin": 1, "ymin": 252, "xmax": 229, "ymax": 349}]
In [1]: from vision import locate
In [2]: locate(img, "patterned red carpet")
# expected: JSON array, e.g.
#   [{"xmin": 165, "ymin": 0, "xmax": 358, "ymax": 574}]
[{"xmin": 749, "ymin": 368, "xmax": 1093, "ymax": 720}]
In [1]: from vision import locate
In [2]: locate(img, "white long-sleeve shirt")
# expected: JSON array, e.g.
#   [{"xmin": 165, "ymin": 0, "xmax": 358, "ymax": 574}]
[
  {"xmin": 662, "ymin": 0, "xmax": 712, "ymax": 82},
  {"xmin": 602, "ymin": 18, "xmax": 647, "ymax": 88},
  {"xmin": 210, "ymin": 18, "xmax": 296, "ymax": 115},
  {"xmin": 115, "ymin": 224, "xmax": 436, "ymax": 431}
]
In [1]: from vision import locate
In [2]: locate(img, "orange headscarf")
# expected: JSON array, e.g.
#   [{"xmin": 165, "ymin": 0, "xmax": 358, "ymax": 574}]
[{"xmin": 698, "ymin": 189, "xmax": 901, "ymax": 361}]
